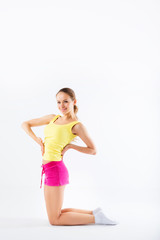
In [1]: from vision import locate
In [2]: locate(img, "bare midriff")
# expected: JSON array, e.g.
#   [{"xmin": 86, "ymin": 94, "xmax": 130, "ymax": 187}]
[
  {"xmin": 42, "ymin": 159, "xmax": 62, "ymax": 164},
  {"xmin": 42, "ymin": 159, "xmax": 53, "ymax": 164}
]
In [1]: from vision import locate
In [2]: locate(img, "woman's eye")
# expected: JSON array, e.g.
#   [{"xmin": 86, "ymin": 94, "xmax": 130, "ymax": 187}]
[{"xmin": 57, "ymin": 101, "xmax": 68, "ymax": 103}]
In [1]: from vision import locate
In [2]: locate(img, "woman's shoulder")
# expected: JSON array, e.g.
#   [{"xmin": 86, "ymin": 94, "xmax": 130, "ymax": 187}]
[
  {"xmin": 45, "ymin": 114, "xmax": 58, "ymax": 124},
  {"xmin": 48, "ymin": 114, "xmax": 57, "ymax": 119},
  {"xmin": 49, "ymin": 114, "xmax": 58, "ymax": 121}
]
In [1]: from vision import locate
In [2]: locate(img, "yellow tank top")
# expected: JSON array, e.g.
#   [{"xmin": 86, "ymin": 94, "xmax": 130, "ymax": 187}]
[{"xmin": 42, "ymin": 115, "xmax": 80, "ymax": 161}]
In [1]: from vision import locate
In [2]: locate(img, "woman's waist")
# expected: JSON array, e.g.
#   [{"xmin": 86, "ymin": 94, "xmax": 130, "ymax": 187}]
[
  {"xmin": 42, "ymin": 158, "xmax": 62, "ymax": 165},
  {"xmin": 42, "ymin": 151, "xmax": 63, "ymax": 162}
]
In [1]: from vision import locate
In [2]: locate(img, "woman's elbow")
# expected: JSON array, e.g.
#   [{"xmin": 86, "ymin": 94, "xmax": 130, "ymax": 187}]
[
  {"xmin": 21, "ymin": 121, "xmax": 29, "ymax": 128},
  {"xmin": 92, "ymin": 148, "xmax": 97, "ymax": 155}
]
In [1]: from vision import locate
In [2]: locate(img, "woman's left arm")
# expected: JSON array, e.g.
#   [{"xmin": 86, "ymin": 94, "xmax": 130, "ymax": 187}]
[{"xmin": 69, "ymin": 122, "xmax": 97, "ymax": 155}]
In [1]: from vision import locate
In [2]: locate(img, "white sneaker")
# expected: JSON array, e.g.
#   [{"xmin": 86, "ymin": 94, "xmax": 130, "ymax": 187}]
[
  {"xmin": 94, "ymin": 210, "xmax": 119, "ymax": 225},
  {"xmin": 92, "ymin": 207, "xmax": 102, "ymax": 215}
]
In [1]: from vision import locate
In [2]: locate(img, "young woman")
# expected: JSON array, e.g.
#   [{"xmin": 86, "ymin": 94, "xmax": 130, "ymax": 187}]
[{"xmin": 21, "ymin": 87, "xmax": 118, "ymax": 226}]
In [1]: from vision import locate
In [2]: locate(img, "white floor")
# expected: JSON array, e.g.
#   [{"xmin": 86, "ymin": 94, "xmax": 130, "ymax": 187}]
[{"xmin": 0, "ymin": 185, "xmax": 159, "ymax": 240}]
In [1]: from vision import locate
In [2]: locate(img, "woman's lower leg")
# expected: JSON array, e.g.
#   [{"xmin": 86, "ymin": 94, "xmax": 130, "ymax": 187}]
[
  {"xmin": 61, "ymin": 208, "xmax": 93, "ymax": 215},
  {"xmin": 54, "ymin": 212, "xmax": 95, "ymax": 225}
]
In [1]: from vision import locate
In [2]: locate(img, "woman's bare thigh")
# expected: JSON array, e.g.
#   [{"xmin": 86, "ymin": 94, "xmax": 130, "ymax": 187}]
[{"xmin": 44, "ymin": 184, "xmax": 66, "ymax": 224}]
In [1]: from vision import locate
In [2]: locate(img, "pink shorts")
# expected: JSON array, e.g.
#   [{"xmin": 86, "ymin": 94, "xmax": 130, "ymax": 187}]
[{"xmin": 40, "ymin": 159, "xmax": 69, "ymax": 188}]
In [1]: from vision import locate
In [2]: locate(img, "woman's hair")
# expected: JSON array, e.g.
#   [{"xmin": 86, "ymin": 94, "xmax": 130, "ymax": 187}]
[{"xmin": 56, "ymin": 87, "xmax": 79, "ymax": 116}]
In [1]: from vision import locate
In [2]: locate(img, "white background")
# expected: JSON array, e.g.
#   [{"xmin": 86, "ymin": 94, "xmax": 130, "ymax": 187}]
[{"xmin": 0, "ymin": 0, "xmax": 159, "ymax": 239}]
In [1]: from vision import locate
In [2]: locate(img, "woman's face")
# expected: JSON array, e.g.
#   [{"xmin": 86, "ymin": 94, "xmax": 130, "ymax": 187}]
[{"xmin": 56, "ymin": 92, "xmax": 75, "ymax": 115}]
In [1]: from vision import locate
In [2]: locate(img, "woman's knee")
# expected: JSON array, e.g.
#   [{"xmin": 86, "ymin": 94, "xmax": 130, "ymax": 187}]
[{"xmin": 49, "ymin": 214, "xmax": 61, "ymax": 226}]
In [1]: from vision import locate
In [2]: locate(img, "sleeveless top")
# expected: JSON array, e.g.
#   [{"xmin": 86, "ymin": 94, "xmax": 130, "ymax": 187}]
[{"xmin": 42, "ymin": 115, "xmax": 80, "ymax": 161}]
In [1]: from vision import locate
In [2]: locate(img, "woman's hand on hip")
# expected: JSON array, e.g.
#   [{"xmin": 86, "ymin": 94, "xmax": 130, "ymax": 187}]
[
  {"xmin": 61, "ymin": 144, "xmax": 72, "ymax": 157},
  {"xmin": 36, "ymin": 137, "xmax": 45, "ymax": 156}
]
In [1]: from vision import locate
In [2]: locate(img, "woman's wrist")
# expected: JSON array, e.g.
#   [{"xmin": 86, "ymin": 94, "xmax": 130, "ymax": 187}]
[
  {"xmin": 36, "ymin": 136, "xmax": 43, "ymax": 145},
  {"xmin": 68, "ymin": 143, "xmax": 96, "ymax": 155}
]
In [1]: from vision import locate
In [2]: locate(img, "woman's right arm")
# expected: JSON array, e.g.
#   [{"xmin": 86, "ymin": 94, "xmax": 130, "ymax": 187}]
[{"xmin": 21, "ymin": 114, "xmax": 56, "ymax": 144}]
